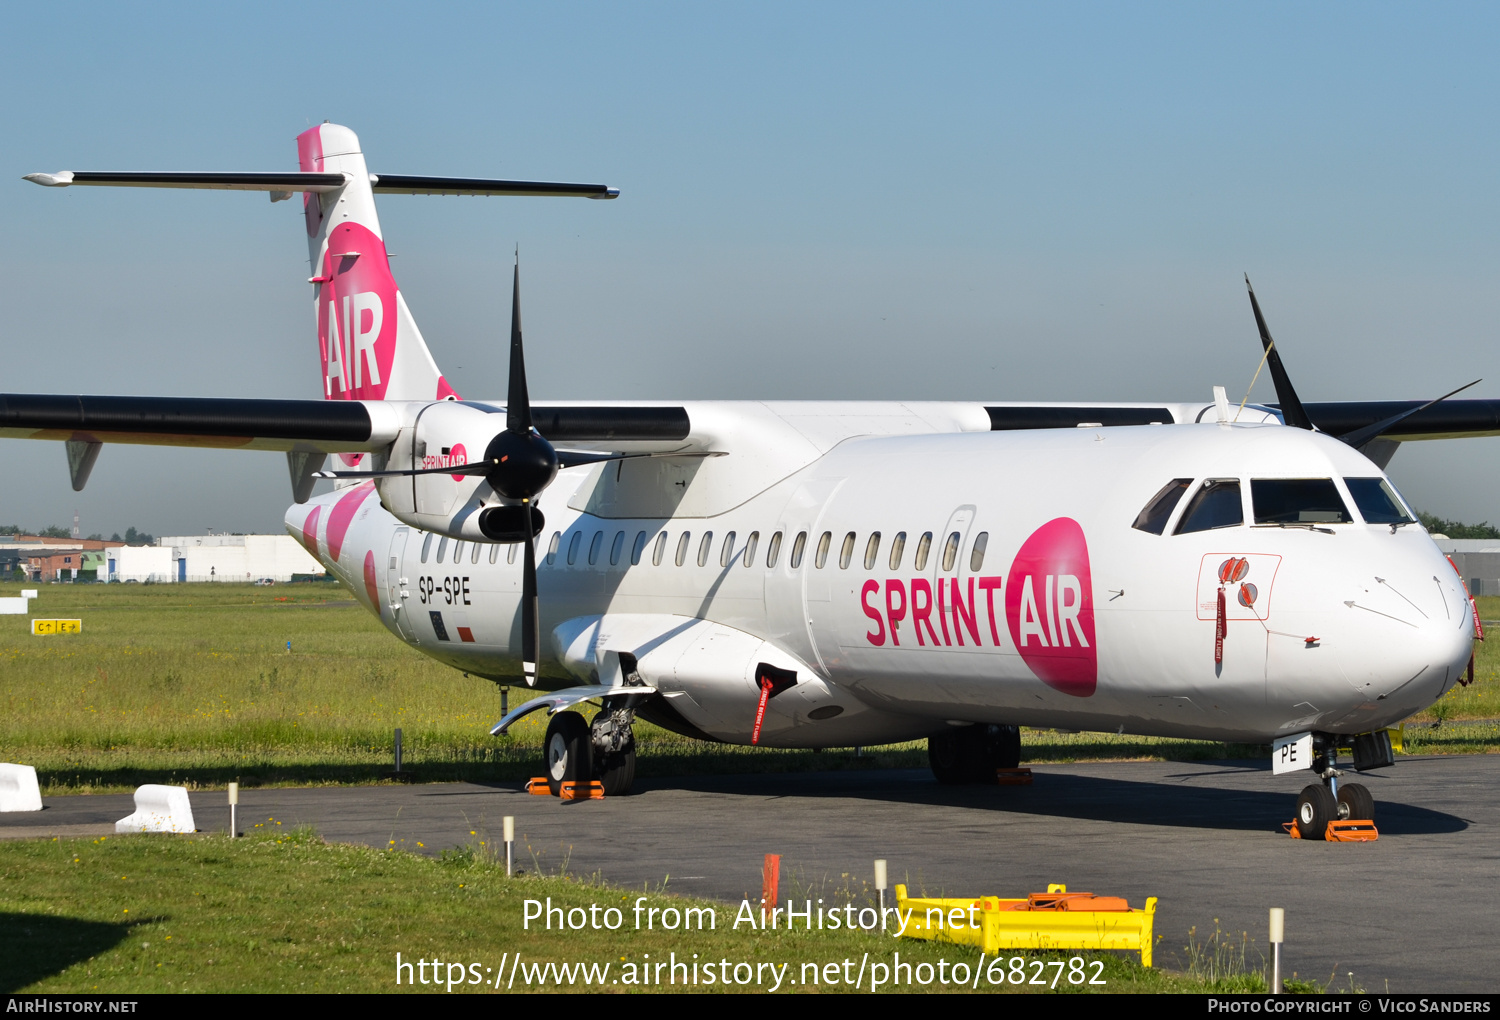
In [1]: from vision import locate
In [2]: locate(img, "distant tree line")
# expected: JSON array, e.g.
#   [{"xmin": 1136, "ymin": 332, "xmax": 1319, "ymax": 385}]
[
  {"xmin": 0, "ymin": 524, "xmax": 155, "ymax": 545},
  {"xmin": 1417, "ymin": 512, "xmax": 1500, "ymax": 539}
]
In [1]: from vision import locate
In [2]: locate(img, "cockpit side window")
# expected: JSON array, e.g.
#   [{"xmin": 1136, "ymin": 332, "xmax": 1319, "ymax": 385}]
[
  {"xmin": 1174, "ymin": 479, "xmax": 1244, "ymax": 534},
  {"xmin": 1251, "ymin": 479, "xmax": 1352, "ymax": 525},
  {"xmin": 1132, "ymin": 478, "xmax": 1193, "ymax": 535},
  {"xmin": 1344, "ymin": 477, "xmax": 1415, "ymax": 525}
]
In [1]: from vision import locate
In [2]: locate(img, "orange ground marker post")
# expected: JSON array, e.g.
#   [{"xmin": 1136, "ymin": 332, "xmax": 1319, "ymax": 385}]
[{"xmin": 762, "ymin": 853, "xmax": 781, "ymax": 920}]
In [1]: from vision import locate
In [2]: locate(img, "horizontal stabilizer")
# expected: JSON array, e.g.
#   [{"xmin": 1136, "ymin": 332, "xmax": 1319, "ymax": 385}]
[{"xmin": 24, "ymin": 171, "xmax": 618, "ymax": 199}]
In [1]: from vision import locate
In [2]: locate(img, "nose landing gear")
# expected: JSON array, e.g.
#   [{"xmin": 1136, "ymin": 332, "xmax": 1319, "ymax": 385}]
[{"xmin": 1290, "ymin": 734, "xmax": 1382, "ymax": 840}]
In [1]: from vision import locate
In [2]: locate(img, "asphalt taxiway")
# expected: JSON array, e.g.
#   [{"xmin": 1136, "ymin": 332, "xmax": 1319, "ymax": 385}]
[{"xmin": 5, "ymin": 755, "xmax": 1497, "ymax": 992}]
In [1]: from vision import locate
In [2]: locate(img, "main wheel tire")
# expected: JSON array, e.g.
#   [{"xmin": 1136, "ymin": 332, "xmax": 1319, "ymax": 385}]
[
  {"xmin": 1337, "ymin": 782, "xmax": 1375, "ymax": 822},
  {"xmin": 544, "ymin": 712, "xmax": 592, "ymax": 797},
  {"xmin": 987, "ymin": 724, "xmax": 1022, "ymax": 771},
  {"xmin": 1296, "ymin": 784, "xmax": 1338, "ymax": 840},
  {"xmin": 598, "ymin": 748, "xmax": 637, "ymax": 797},
  {"xmin": 928, "ymin": 729, "xmax": 972, "ymax": 784}
]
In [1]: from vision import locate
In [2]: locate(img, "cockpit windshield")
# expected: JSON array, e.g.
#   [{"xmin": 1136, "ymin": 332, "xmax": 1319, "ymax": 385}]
[
  {"xmin": 1251, "ymin": 479, "xmax": 1352, "ymax": 525},
  {"xmin": 1132, "ymin": 478, "xmax": 1193, "ymax": 535},
  {"xmin": 1343, "ymin": 477, "xmax": 1416, "ymax": 525},
  {"xmin": 1175, "ymin": 479, "xmax": 1243, "ymax": 534}
]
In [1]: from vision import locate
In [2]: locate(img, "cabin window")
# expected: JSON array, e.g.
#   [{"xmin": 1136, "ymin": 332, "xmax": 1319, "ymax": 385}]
[
  {"xmin": 814, "ymin": 532, "xmax": 832, "ymax": 569},
  {"xmin": 969, "ymin": 532, "xmax": 988, "ymax": 572},
  {"xmin": 1343, "ymin": 477, "xmax": 1415, "ymax": 525},
  {"xmin": 941, "ymin": 532, "xmax": 961, "ymax": 571},
  {"xmin": 864, "ymin": 532, "xmax": 881, "ymax": 570},
  {"xmin": 653, "ymin": 532, "xmax": 669, "ymax": 566},
  {"xmin": 490, "ymin": 543, "xmax": 500, "ymax": 564},
  {"xmin": 697, "ymin": 532, "xmax": 713, "ymax": 567},
  {"xmin": 507, "ymin": 543, "xmax": 518, "ymax": 565},
  {"xmin": 472, "ymin": 543, "xmax": 482, "ymax": 564},
  {"xmin": 1252, "ymin": 479, "xmax": 1352, "ymax": 525},
  {"xmin": 744, "ymin": 532, "xmax": 759, "ymax": 567},
  {"xmin": 889, "ymin": 532, "xmax": 906, "ymax": 570},
  {"xmin": 588, "ymin": 531, "xmax": 604, "ymax": 565},
  {"xmin": 631, "ymin": 531, "xmax": 648, "ymax": 565},
  {"xmin": 436, "ymin": 537, "xmax": 449, "ymax": 563},
  {"xmin": 567, "ymin": 532, "xmax": 582, "ymax": 565},
  {"xmin": 839, "ymin": 532, "xmax": 856, "ymax": 569},
  {"xmin": 610, "ymin": 531, "xmax": 626, "ymax": 566},
  {"xmin": 721, "ymin": 531, "xmax": 737, "ymax": 568},
  {"xmin": 452, "ymin": 540, "xmax": 465, "ymax": 563},
  {"xmin": 675, "ymin": 532, "xmax": 691, "ymax": 567},
  {"xmin": 766, "ymin": 531, "xmax": 783, "ymax": 568},
  {"xmin": 421, "ymin": 533, "xmax": 432, "ymax": 563},
  {"xmin": 1175, "ymin": 479, "xmax": 1244, "ymax": 534},
  {"xmin": 914, "ymin": 532, "xmax": 933, "ymax": 570},
  {"xmin": 1133, "ymin": 478, "xmax": 1193, "ymax": 535},
  {"xmin": 546, "ymin": 532, "xmax": 561, "ymax": 565},
  {"xmin": 790, "ymin": 531, "xmax": 807, "ymax": 568}
]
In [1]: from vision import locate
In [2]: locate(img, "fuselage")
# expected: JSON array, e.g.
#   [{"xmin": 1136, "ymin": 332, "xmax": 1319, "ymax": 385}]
[{"xmin": 289, "ymin": 415, "xmax": 1473, "ymax": 749}]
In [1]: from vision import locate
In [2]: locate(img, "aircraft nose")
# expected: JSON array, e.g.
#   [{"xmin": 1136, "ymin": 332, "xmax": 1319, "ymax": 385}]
[{"xmin": 1339, "ymin": 565, "xmax": 1473, "ymax": 712}]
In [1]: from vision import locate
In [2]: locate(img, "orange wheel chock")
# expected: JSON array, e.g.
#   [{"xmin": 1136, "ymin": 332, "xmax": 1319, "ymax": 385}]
[
  {"xmin": 1284, "ymin": 818, "xmax": 1378, "ymax": 841},
  {"xmin": 995, "ymin": 768, "xmax": 1033, "ymax": 786}
]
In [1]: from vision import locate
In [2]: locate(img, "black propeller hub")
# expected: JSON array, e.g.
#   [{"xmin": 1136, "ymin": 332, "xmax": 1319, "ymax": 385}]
[{"xmin": 484, "ymin": 428, "xmax": 559, "ymax": 501}]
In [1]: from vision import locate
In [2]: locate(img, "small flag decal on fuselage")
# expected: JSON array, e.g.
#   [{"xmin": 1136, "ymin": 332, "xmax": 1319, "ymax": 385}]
[{"xmin": 429, "ymin": 611, "xmax": 450, "ymax": 641}]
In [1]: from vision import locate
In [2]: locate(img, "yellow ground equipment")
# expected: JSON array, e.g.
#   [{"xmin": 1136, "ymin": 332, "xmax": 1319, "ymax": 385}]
[{"xmin": 895, "ymin": 883, "xmax": 1157, "ymax": 967}]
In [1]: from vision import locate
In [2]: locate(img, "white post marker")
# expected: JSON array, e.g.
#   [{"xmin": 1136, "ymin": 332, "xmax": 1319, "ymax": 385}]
[
  {"xmin": 503, "ymin": 815, "xmax": 515, "ymax": 876},
  {"xmin": 1269, "ymin": 907, "xmax": 1285, "ymax": 994},
  {"xmin": 0, "ymin": 764, "xmax": 43, "ymax": 812},
  {"xmin": 874, "ymin": 858, "xmax": 888, "ymax": 918},
  {"xmin": 228, "ymin": 782, "xmax": 239, "ymax": 838}
]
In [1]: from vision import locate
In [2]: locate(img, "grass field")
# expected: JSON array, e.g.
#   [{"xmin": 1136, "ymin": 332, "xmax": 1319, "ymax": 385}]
[
  {"xmin": 2, "ymin": 583, "xmax": 1495, "ymax": 795},
  {"xmin": 0, "ymin": 827, "xmax": 1290, "ymax": 994}
]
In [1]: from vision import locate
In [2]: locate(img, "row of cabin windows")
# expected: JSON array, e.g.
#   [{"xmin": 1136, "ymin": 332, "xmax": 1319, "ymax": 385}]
[
  {"xmin": 1131, "ymin": 476, "xmax": 1416, "ymax": 536},
  {"xmin": 416, "ymin": 526, "xmax": 991, "ymax": 573}
]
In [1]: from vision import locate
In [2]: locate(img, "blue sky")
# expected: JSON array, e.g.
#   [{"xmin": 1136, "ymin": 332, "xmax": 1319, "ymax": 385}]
[{"xmin": 1, "ymin": 2, "xmax": 1496, "ymax": 534}]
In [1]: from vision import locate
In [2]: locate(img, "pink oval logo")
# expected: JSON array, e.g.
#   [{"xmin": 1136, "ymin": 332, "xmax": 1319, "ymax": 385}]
[
  {"xmin": 316, "ymin": 222, "xmax": 398, "ymax": 401},
  {"xmin": 297, "ymin": 504, "xmax": 322, "ymax": 559},
  {"xmin": 363, "ymin": 550, "xmax": 380, "ymax": 609},
  {"xmin": 1005, "ymin": 518, "xmax": 1097, "ymax": 698},
  {"xmin": 325, "ymin": 481, "xmax": 375, "ymax": 562}
]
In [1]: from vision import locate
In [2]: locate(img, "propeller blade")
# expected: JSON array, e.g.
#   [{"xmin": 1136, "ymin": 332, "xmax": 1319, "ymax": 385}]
[
  {"xmin": 1338, "ymin": 379, "xmax": 1483, "ymax": 450},
  {"xmin": 1244, "ymin": 275, "xmax": 1314, "ymax": 430},
  {"xmin": 507, "ymin": 259, "xmax": 532, "ymax": 434},
  {"xmin": 313, "ymin": 461, "xmax": 495, "ymax": 479},
  {"xmin": 520, "ymin": 501, "xmax": 539, "ymax": 687}
]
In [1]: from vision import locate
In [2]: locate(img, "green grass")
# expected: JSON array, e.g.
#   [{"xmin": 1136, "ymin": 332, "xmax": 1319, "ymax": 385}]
[
  {"xmin": 0, "ymin": 828, "xmax": 1274, "ymax": 993},
  {"xmin": 1, "ymin": 582, "xmax": 1494, "ymax": 796}
]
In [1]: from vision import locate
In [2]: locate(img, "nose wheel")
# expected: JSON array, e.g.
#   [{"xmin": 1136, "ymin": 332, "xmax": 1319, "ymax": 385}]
[{"xmin": 1292, "ymin": 738, "xmax": 1377, "ymax": 840}]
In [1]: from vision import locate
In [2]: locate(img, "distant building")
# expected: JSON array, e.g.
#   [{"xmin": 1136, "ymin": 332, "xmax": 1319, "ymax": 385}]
[
  {"xmin": 1432, "ymin": 539, "xmax": 1500, "ymax": 598},
  {"xmin": 102, "ymin": 534, "xmax": 325, "ymax": 583},
  {"xmin": 1, "ymin": 536, "xmax": 122, "ymax": 581}
]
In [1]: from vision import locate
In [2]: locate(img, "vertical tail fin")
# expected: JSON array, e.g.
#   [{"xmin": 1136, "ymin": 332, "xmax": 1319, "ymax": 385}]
[{"xmin": 298, "ymin": 124, "xmax": 456, "ymax": 403}]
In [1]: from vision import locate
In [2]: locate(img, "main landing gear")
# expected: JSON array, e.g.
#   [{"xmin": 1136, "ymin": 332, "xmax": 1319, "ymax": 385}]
[
  {"xmin": 929, "ymin": 723, "xmax": 1021, "ymax": 784},
  {"xmin": 543, "ymin": 697, "xmax": 638, "ymax": 797},
  {"xmin": 1293, "ymin": 732, "xmax": 1391, "ymax": 840}
]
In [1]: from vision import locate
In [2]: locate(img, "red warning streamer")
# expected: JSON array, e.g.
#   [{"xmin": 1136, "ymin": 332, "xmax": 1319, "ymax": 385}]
[
  {"xmin": 1214, "ymin": 586, "xmax": 1226, "ymax": 665},
  {"xmin": 751, "ymin": 678, "xmax": 773, "ymax": 746}
]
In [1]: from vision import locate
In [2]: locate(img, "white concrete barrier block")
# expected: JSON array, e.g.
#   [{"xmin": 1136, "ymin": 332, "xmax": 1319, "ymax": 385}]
[
  {"xmin": 0, "ymin": 764, "xmax": 43, "ymax": 812},
  {"xmin": 21, "ymin": 590, "xmax": 38, "ymax": 599},
  {"xmin": 0, "ymin": 598, "xmax": 29, "ymax": 615},
  {"xmin": 116, "ymin": 784, "xmax": 196, "ymax": 833}
]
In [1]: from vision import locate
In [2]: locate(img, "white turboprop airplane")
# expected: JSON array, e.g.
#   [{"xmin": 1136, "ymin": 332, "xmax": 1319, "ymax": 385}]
[{"xmin": 6, "ymin": 124, "xmax": 1494, "ymax": 837}]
